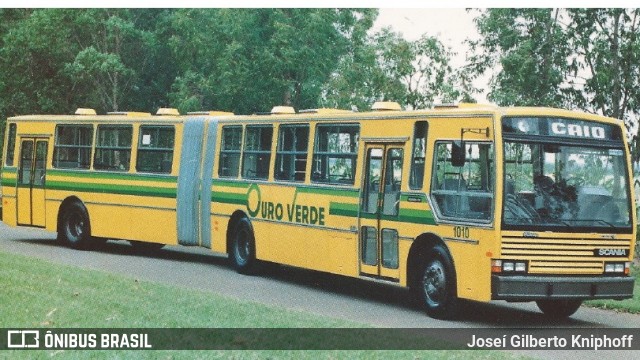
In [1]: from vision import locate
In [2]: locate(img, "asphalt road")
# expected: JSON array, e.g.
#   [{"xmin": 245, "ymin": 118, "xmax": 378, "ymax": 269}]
[{"xmin": 2, "ymin": 222, "xmax": 640, "ymax": 358}]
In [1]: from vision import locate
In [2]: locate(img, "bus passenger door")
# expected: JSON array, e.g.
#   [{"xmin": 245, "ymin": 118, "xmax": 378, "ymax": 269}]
[
  {"xmin": 359, "ymin": 143, "xmax": 403, "ymax": 280},
  {"xmin": 17, "ymin": 138, "xmax": 48, "ymax": 227}
]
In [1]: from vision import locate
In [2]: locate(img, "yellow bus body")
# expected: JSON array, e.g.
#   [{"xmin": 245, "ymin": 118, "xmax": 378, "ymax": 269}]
[{"xmin": 2, "ymin": 104, "xmax": 635, "ymax": 318}]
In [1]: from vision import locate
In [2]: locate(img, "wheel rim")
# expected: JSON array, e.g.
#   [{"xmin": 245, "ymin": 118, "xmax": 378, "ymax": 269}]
[
  {"xmin": 66, "ymin": 210, "xmax": 84, "ymax": 239},
  {"xmin": 235, "ymin": 228, "xmax": 250, "ymax": 265},
  {"xmin": 423, "ymin": 259, "xmax": 446, "ymax": 306}
]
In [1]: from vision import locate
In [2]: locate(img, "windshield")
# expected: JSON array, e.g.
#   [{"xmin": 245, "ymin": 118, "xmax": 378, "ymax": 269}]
[{"xmin": 503, "ymin": 141, "xmax": 632, "ymax": 231}]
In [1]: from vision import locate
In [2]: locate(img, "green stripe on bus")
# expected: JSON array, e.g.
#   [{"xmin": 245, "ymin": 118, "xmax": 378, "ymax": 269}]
[
  {"xmin": 1, "ymin": 178, "xmax": 16, "ymax": 187},
  {"xmin": 212, "ymin": 179, "xmax": 251, "ymax": 189},
  {"xmin": 397, "ymin": 208, "xmax": 436, "ymax": 225},
  {"xmin": 47, "ymin": 169, "xmax": 177, "ymax": 183},
  {"xmin": 211, "ymin": 191, "xmax": 247, "ymax": 205},
  {"xmin": 46, "ymin": 181, "xmax": 176, "ymax": 198},
  {"xmin": 296, "ymin": 186, "xmax": 359, "ymax": 198},
  {"xmin": 211, "ymin": 179, "xmax": 359, "ymax": 197},
  {"xmin": 329, "ymin": 202, "xmax": 359, "ymax": 217},
  {"xmin": 329, "ymin": 202, "xmax": 436, "ymax": 225}
]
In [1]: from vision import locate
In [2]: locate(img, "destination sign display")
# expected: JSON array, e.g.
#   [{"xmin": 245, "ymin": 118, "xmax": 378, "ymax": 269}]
[{"xmin": 502, "ymin": 117, "xmax": 622, "ymax": 141}]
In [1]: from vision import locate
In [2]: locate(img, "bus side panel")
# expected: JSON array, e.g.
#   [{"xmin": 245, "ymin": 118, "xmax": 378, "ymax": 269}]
[
  {"xmin": 1, "ymin": 168, "xmax": 18, "ymax": 226},
  {"xmin": 87, "ymin": 196, "xmax": 178, "ymax": 245},
  {"xmin": 446, "ymin": 227, "xmax": 496, "ymax": 302},
  {"xmin": 45, "ymin": 176, "xmax": 178, "ymax": 245}
]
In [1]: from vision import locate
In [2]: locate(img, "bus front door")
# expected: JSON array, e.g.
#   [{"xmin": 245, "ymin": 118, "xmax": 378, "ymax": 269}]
[
  {"xmin": 17, "ymin": 138, "xmax": 48, "ymax": 227},
  {"xmin": 359, "ymin": 143, "xmax": 404, "ymax": 280}
]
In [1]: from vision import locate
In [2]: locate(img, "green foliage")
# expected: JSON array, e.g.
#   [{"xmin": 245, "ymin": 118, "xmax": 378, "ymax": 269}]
[
  {"xmin": 469, "ymin": 9, "xmax": 577, "ymax": 108},
  {"xmin": 469, "ymin": 9, "xmax": 640, "ymax": 158},
  {"xmin": 168, "ymin": 9, "xmax": 377, "ymax": 114},
  {"xmin": 323, "ymin": 26, "xmax": 476, "ymax": 111}
]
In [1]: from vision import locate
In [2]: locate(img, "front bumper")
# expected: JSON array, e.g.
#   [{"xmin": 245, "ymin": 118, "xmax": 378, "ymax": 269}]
[{"xmin": 492, "ymin": 275, "xmax": 634, "ymax": 301}]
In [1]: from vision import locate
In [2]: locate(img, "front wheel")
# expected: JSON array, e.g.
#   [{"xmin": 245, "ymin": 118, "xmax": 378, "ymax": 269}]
[
  {"xmin": 58, "ymin": 202, "xmax": 92, "ymax": 250},
  {"xmin": 230, "ymin": 217, "xmax": 258, "ymax": 274},
  {"xmin": 415, "ymin": 245, "xmax": 458, "ymax": 319},
  {"xmin": 536, "ymin": 299, "xmax": 582, "ymax": 318}
]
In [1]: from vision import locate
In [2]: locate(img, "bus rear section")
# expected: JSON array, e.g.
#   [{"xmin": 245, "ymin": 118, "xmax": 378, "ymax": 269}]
[{"xmin": 494, "ymin": 114, "xmax": 635, "ymax": 317}]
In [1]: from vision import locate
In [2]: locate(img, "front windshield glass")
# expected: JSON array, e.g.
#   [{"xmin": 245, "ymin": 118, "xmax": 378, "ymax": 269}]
[{"xmin": 503, "ymin": 142, "xmax": 632, "ymax": 231}]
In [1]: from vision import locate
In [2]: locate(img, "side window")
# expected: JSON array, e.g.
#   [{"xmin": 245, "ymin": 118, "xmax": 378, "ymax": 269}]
[
  {"xmin": 219, "ymin": 126, "xmax": 242, "ymax": 178},
  {"xmin": 94, "ymin": 125, "xmax": 132, "ymax": 171},
  {"xmin": 275, "ymin": 125, "xmax": 309, "ymax": 182},
  {"xmin": 409, "ymin": 121, "xmax": 428, "ymax": 189},
  {"xmin": 431, "ymin": 142, "xmax": 494, "ymax": 221},
  {"xmin": 5, "ymin": 123, "xmax": 16, "ymax": 166},
  {"xmin": 136, "ymin": 125, "xmax": 174, "ymax": 174},
  {"xmin": 311, "ymin": 124, "xmax": 359, "ymax": 184},
  {"xmin": 242, "ymin": 125, "xmax": 273, "ymax": 180},
  {"xmin": 53, "ymin": 125, "xmax": 93, "ymax": 169}
]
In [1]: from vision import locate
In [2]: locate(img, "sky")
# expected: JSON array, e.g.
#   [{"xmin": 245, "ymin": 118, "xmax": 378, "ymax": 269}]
[{"xmin": 373, "ymin": 8, "xmax": 489, "ymax": 103}]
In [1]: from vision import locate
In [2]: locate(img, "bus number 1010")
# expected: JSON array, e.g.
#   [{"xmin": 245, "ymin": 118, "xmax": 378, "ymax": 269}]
[{"xmin": 453, "ymin": 226, "xmax": 470, "ymax": 239}]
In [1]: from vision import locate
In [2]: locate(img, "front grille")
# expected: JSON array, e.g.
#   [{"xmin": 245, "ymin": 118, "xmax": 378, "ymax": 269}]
[{"xmin": 501, "ymin": 236, "xmax": 632, "ymax": 274}]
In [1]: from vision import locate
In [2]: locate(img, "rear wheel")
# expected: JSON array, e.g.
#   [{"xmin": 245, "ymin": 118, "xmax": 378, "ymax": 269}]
[
  {"xmin": 536, "ymin": 299, "xmax": 582, "ymax": 318},
  {"xmin": 58, "ymin": 202, "xmax": 92, "ymax": 250},
  {"xmin": 230, "ymin": 217, "xmax": 258, "ymax": 274}
]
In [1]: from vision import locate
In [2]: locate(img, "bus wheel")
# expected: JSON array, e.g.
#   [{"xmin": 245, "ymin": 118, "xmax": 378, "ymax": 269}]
[
  {"xmin": 536, "ymin": 299, "xmax": 582, "ymax": 318},
  {"xmin": 129, "ymin": 241, "xmax": 165, "ymax": 252},
  {"xmin": 230, "ymin": 217, "xmax": 257, "ymax": 274},
  {"xmin": 417, "ymin": 245, "xmax": 458, "ymax": 319},
  {"xmin": 59, "ymin": 202, "xmax": 92, "ymax": 250}
]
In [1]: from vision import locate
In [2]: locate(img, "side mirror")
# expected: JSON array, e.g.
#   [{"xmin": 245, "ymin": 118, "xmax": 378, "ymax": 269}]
[{"xmin": 451, "ymin": 141, "xmax": 466, "ymax": 167}]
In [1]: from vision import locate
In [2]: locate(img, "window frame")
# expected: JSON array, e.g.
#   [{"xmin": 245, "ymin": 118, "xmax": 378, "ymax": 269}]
[
  {"xmin": 409, "ymin": 121, "xmax": 428, "ymax": 190},
  {"xmin": 241, "ymin": 125, "xmax": 273, "ymax": 180},
  {"xmin": 94, "ymin": 124, "xmax": 133, "ymax": 172},
  {"xmin": 311, "ymin": 123, "xmax": 360, "ymax": 185},
  {"xmin": 53, "ymin": 124, "xmax": 94, "ymax": 170},
  {"xmin": 4, "ymin": 123, "xmax": 17, "ymax": 167},
  {"xmin": 218, "ymin": 125, "xmax": 243, "ymax": 178},
  {"xmin": 136, "ymin": 125, "xmax": 175, "ymax": 174},
  {"xmin": 429, "ymin": 140, "xmax": 495, "ymax": 223},
  {"xmin": 274, "ymin": 124, "xmax": 310, "ymax": 182}
]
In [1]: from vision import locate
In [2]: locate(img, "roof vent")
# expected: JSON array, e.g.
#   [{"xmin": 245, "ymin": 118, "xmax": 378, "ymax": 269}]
[
  {"xmin": 107, "ymin": 111, "xmax": 151, "ymax": 116},
  {"xmin": 433, "ymin": 103, "xmax": 458, "ymax": 110},
  {"xmin": 187, "ymin": 111, "xmax": 234, "ymax": 116},
  {"xmin": 271, "ymin": 106, "xmax": 296, "ymax": 115},
  {"xmin": 299, "ymin": 108, "xmax": 354, "ymax": 115},
  {"xmin": 371, "ymin": 101, "xmax": 401, "ymax": 111},
  {"xmin": 75, "ymin": 108, "xmax": 97, "ymax": 115},
  {"xmin": 156, "ymin": 108, "xmax": 180, "ymax": 116}
]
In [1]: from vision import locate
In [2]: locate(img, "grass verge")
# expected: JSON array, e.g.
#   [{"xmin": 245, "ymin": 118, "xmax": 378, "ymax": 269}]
[
  {"xmin": 585, "ymin": 265, "xmax": 640, "ymax": 313},
  {"xmin": 0, "ymin": 250, "xmax": 522, "ymax": 359}
]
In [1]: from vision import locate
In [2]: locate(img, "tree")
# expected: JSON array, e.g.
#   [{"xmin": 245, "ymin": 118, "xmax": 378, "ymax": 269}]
[
  {"xmin": 569, "ymin": 9, "xmax": 640, "ymax": 129},
  {"xmin": 323, "ymin": 27, "xmax": 471, "ymax": 111},
  {"xmin": 469, "ymin": 8, "xmax": 640, "ymax": 160},
  {"xmin": 63, "ymin": 9, "xmax": 163, "ymax": 112},
  {"xmin": 168, "ymin": 9, "xmax": 377, "ymax": 114},
  {"xmin": 468, "ymin": 9, "xmax": 577, "ymax": 107}
]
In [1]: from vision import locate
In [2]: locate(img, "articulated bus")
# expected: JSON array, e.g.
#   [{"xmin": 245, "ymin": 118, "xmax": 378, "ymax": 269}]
[{"xmin": 1, "ymin": 102, "xmax": 635, "ymax": 319}]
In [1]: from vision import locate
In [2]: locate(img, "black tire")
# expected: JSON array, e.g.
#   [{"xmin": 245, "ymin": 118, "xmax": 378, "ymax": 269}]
[
  {"xmin": 415, "ymin": 244, "xmax": 458, "ymax": 319},
  {"xmin": 230, "ymin": 217, "xmax": 258, "ymax": 274},
  {"xmin": 129, "ymin": 241, "xmax": 165, "ymax": 252},
  {"xmin": 536, "ymin": 299, "xmax": 582, "ymax": 318},
  {"xmin": 58, "ymin": 202, "xmax": 92, "ymax": 250}
]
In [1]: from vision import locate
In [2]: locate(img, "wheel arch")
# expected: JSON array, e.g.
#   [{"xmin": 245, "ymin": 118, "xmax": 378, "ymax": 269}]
[
  {"xmin": 406, "ymin": 232, "xmax": 456, "ymax": 291},
  {"xmin": 226, "ymin": 210, "xmax": 249, "ymax": 255},
  {"xmin": 57, "ymin": 196, "xmax": 90, "ymax": 234}
]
